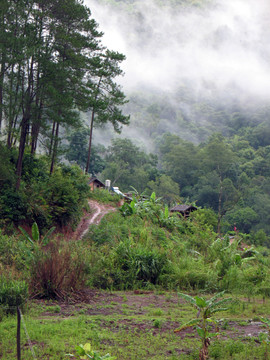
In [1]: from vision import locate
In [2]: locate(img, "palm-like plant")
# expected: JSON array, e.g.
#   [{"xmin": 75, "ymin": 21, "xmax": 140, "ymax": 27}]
[
  {"xmin": 19, "ymin": 222, "xmax": 55, "ymax": 249},
  {"xmin": 175, "ymin": 291, "xmax": 232, "ymax": 360}
]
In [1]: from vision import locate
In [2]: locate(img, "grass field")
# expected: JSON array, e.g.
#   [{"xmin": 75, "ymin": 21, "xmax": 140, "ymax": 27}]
[{"xmin": 1, "ymin": 290, "xmax": 270, "ymax": 359}]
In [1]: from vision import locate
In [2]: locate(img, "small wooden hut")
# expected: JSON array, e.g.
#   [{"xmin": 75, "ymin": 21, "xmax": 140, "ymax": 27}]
[
  {"xmin": 88, "ymin": 177, "xmax": 105, "ymax": 191},
  {"xmin": 170, "ymin": 204, "xmax": 197, "ymax": 218}
]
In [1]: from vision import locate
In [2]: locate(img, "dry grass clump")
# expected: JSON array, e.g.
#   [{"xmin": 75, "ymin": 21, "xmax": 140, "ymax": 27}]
[{"xmin": 30, "ymin": 240, "xmax": 85, "ymax": 300}]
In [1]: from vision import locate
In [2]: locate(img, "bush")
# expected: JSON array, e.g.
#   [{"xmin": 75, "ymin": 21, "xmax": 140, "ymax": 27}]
[
  {"xmin": 45, "ymin": 165, "xmax": 90, "ymax": 228},
  {"xmin": 0, "ymin": 162, "xmax": 90, "ymax": 232},
  {"xmin": 0, "ymin": 229, "xmax": 35, "ymax": 273},
  {"xmin": 87, "ymin": 212, "xmax": 132, "ymax": 245},
  {"xmin": 0, "ymin": 187, "xmax": 28, "ymax": 225},
  {"xmin": 30, "ymin": 240, "xmax": 86, "ymax": 299},
  {"xmin": 0, "ymin": 276, "xmax": 28, "ymax": 314},
  {"xmin": 89, "ymin": 189, "xmax": 122, "ymax": 205}
]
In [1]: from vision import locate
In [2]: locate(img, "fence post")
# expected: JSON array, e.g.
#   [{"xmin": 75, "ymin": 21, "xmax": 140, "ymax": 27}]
[{"xmin": 17, "ymin": 306, "xmax": 21, "ymax": 360}]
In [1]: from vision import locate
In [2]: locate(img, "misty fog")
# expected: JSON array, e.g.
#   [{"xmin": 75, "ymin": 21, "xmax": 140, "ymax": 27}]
[{"xmin": 85, "ymin": 0, "xmax": 270, "ymax": 148}]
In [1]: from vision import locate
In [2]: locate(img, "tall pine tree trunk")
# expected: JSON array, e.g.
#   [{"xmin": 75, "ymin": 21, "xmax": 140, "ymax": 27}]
[
  {"xmin": 31, "ymin": 99, "xmax": 43, "ymax": 155},
  {"xmin": 16, "ymin": 112, "xmax": 30, "ymax": 190},
  {"xmin": 50, "ymin": 122, "xmax": 59, "ymax": 175},
  {"xmin": 85, "ymin": 109, "xmax": 95, "ymax": 174},
  {"xmin": 16, "ymin": 56, "xmax": 34, "ymax": 190},
  {"xmin": 49, "ymin": 121, "xmax": 56, "ymax": 157},
  {"xmin": 0, "ymin": 53, "xmax": 6, "ymax": 131}
]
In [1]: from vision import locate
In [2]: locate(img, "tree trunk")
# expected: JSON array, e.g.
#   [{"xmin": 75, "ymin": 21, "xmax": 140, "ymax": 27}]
[
  {"xmin": 16, "ymin": 55, "xmax": 34, "ymax": 190},
  {"xmin": 49, "ymin": 121, "xmax": 56, "ymax": 157},
  {"xmin": 16, "ymin": 113, "xmax": 30, "ymax": 190},
  {"xmin": 0, "ymin": 54, "xmax": 5, "ymax": 131},
  {"xmin": 7, "ymin": 64, "xmax": 21, "ymax": 148},
  {"xmin": 50, "ymin": 122, "xmax": 59, "ymax": 175},
  {"xmin": 199, "ymin": 338, "xmax": 210, "ymax": 360},
  {"xmin": 85, "ymin": 109, "xmax": 95, "ymax": 174},
  {"xmin": 217, "ymin": 177, "xmax": 223, "ymax": 235},
  {"xmin": 31, "ymin": 100, "xmax": 43, "ymax": 155}
]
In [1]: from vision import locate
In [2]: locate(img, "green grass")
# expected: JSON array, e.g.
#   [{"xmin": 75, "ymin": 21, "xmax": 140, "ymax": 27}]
[{"xmin": 1, "ymin": 293, "xmax": 270, "ymax": 359}]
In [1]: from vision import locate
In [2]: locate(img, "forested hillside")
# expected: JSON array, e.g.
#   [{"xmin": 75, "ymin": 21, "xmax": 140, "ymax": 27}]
[
  {"xmin": 1, "ymin": 0, "xmax": 270, "ymax": 240},
  {"xmin": 88, "ymin": 0, "xmax": 270, "ymax": 239}
]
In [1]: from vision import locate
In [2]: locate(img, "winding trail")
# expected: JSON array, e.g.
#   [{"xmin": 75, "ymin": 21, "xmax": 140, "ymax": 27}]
[{"xmin": 73, "ymin": 200, "xmax": 116, "ymax": 240}]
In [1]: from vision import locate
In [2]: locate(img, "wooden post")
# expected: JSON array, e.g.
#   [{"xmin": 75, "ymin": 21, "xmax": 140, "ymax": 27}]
[{"xmin": 17, "ymin": 306, "xmax": 21, "ymax": 360}]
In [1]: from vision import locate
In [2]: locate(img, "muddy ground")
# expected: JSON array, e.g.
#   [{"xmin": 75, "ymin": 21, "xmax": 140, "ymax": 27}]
[
  {"xmin": 61, "ymin": 200, "xmax": 116, "ymax": 241},
  {"xmin": 34, "ymin": 290, "xmax": 265, "ymax": 341}
]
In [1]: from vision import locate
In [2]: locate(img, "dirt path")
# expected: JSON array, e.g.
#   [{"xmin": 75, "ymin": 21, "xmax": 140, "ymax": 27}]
[{"xmin": 73, "ymin": 200, "xmax": 116, "ymax": 240}]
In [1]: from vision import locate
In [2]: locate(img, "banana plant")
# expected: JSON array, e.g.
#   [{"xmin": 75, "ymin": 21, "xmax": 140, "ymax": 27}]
[
  {"xmin": 67, "ymin": 343, "xmax": 116, "ymax": 360},
  {"xmin": 19, "ymin": 222, "xmax": 55, "ymax": 248},
  {"xmin": 175, "ymin": 291, "xmax": 232, "ymax": 360}
]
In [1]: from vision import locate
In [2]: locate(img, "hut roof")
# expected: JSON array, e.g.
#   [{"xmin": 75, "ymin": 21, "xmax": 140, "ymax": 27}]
[
  {"xmin": 88, "ymin": 177, "xmax": 105, "ymax": 187},
  {"xmin": 170, "ymin": 204, "xmax": 197, "ymax": 212}
]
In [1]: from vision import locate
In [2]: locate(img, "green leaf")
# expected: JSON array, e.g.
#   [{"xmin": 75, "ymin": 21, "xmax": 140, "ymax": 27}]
[
  {"xmin": 164, "ymin": 206, "xmax": 169, "ymax": 219},
  {"xmin": 196, "ymin": 326, "xmax": 205, "ymax": 339},
  {"xmin": 211, "ymin": 307, "xmax": 229, "ymax": 315},
  {"xmin": 150, "ymin": 192, "xmax": 156, "ymax": 201},
  {"xmin": 206, "ymin": 291, "xmax": 225, "ymax": 307},
  {"xmin": 75, "ymin": 345, "xmax": 86, "ymax": 356},
  {"xmin": 195, "ymin": 296, "xmax": 207, "ymax": 308},
  {"xmin": 208, "ymin": 332, "xmax": 219, "ymax": 338},
  {"xmin": 32, "ymin": 222, "xmax": 40, "ymax": 242},
  {"xmin": 19, "ymin": 226, "xmax": 34, "ymax": 246},
  {"xmin": 210, "ymin": 297, "xmax": 232, "ymax": 311},
  {"xmin": 178, "ymin": 292, "xmax": 197, "ymax": 307},
  {"xmin": 83, "ymin": 343, "xmax": 91, "ymax": 353},
  {"xmin": 174, "ymin": 318, "xmax": 201, "ymax": 332},
  {"xmin": 235, "ymin": 253, "xmax": 242, "ymax": 265},
  {"xmin": 42, "ymin": 226, "xmax": 55, "ymax": 245}
]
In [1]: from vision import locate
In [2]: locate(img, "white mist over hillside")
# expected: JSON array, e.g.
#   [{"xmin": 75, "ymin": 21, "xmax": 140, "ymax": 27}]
[
  {"xmin": 84, "ymin": 0, "xmax": 270, "ymax": 148},
  {"xmin": 87, "ymin": 0, "xmax": 270, "ymax": 99}
]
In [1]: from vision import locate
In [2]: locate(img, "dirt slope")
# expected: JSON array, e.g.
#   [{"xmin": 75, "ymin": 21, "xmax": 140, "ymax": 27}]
[{"xmin": 72, "ymin": 200, "xmax": 116, "ymax": 240}]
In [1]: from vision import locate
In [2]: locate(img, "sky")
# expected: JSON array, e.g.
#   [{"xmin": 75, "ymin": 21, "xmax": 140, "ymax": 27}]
[{"xmin": 86, "ymin": 0, "xmax": 270, "ymax": 100}]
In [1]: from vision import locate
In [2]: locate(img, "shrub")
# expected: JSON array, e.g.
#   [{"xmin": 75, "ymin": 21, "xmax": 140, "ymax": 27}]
[
  {"xmin": 0, "ymin": 276, "xmax": 28, "ymax": 314},
  {"xmin": 89, "ymin": 189, "xmax": 122, "ymax": 205},
  {"xmin": 30, "ymin": 240, "xmax": 86, "ymax": 299},
  {"xmin": 45, "ymin": 166, "xmax": 90, "ymax": 228},
  {"xmin": 87, "ymin": 212, "xmax": 132, "ymax": 246},
  {"xmin": 112, "ymin": 239, "xmax": 168, "ymax": 287},
  {"xmin": 0, "ymin": 187, "xmax": 28, "ymax": 225},
  {"xmin": 0, "ymin": 230, "xmax": 33, "ymax": 272}
]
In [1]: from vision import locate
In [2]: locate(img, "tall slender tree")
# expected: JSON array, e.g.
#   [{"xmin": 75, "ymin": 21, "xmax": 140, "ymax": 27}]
[{"xmin": 85, "ymin": 50, "xmax": 130, "ymax": 174}]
